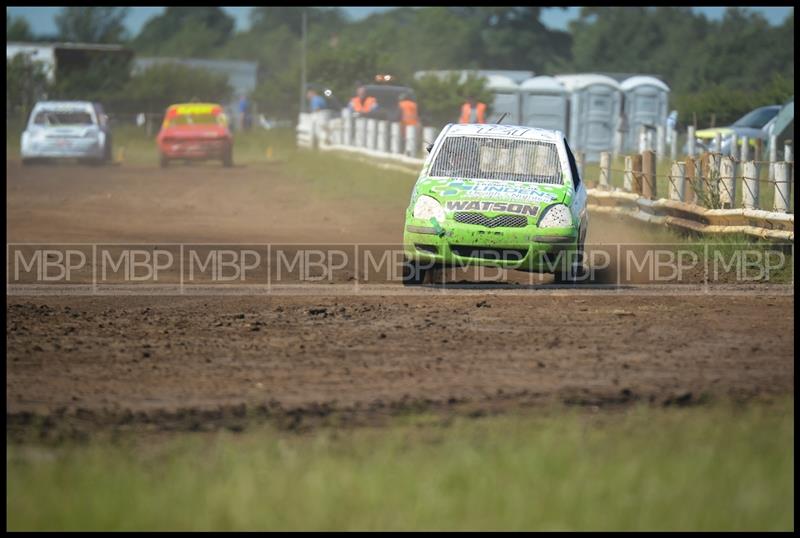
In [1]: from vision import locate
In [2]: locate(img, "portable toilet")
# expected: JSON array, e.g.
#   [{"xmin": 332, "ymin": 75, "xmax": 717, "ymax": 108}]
[
  {"xmin": 485, "ymin": 74, "xmax": 521, "ymax": 125},
  {"xmin": 477, "ymin": 70, "xmax": 535, "ymax": 85},
  {"xmin": 519, "ymin": 76, "xmax": 568, "ymax": 133},
  {"xmin": 555, "ymin": 74, "xmax": 622, "ymax": 162},
  {"xmin": 620, "ymin": 76, "xmax": 670, "ymax": 153}
]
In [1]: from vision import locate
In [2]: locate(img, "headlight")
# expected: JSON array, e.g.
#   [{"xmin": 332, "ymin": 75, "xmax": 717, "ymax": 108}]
[
  {"xmin": 412, "ymin": 195, "xmax": 445, "ymax": 222},
  {"xmin": 538, "ymin": 204, "xmax": 573, "ymax": 228}
]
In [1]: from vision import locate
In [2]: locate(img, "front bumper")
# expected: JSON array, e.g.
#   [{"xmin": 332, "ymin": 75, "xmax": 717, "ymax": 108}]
[
  {"xmin": 403, "ymin": 217, "xmax": 579, "ymax": 272},
  {"xmin": 21, "ymin": 137, "xmax": 104, "ymax": 159}
]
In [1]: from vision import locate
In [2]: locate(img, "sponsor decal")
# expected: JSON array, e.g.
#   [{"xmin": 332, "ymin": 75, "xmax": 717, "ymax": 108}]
[
  {"xmin": 445, "ymin": 200, "xmax": 538, "ymax": 216},
  {"xmin": 433, "ymin": 181, "xmax": 559, "ymax": 203}
]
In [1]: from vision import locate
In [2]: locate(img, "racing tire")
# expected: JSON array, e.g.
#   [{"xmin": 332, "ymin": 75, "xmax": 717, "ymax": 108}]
[
  {"xmin": 402, "ymin": 257, "xmax": 429, "ymax": 286},
  {"xmin": 103, "ymin": 138, "xmax": 113, "ymax": 163},
  {"xmin": 21, "ymin": 158, "xmax": 34, "ymax": 166},
  {"xmin": 222, "ymin": 147, "xmax": 233, "ymax": 168},
  {"xmin": 160, "ymin": 154, "xmax": 169, "ymax": 168},
  {"xmin": 553, "ymin": 232, "xmax": 587, "ymax": 285}
]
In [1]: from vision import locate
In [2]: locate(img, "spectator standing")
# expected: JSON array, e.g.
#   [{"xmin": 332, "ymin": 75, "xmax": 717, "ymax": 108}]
[
  {"xmin": 238, "ymin": 95, "xmax": 251, "ymax": 131},
  {"xmin": 307, "ymin": 89, "xmax": 327, "ymax": 112},
  {"xmin": 349, "ymin": 84, "xmax": 378, "ymax": 116},
  {"xmin": 459, "ymin": 96, "xmax": 486, "ymax": 124}
]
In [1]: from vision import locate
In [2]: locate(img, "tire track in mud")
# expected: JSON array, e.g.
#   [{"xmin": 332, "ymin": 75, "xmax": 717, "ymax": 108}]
[
  {"xmin": 6, "ymin": 159, "xmax": 794, "ymax": 441},
  {"xmin": 7, "ymin": 293, "xmax": 794, "ymax": 441}
]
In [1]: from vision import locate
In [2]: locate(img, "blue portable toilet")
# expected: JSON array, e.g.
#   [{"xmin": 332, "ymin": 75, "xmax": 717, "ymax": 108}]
[
  {"xmin": 519, "ymin": 76, "xmax": 568, "ymax": 133},
  {"xmin": 555, "ymin": 74, "xmax": 622, "ymax": 162},
  {"xmin": 620, "ymin": 75, "xmax": 670, "ymax": 153},
  {"xmin": 485, "ymin": 74, "xmax": 521, "ymax": 125}
]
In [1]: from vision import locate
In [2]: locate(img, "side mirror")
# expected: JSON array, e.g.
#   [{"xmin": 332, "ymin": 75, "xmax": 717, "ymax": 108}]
[{"xmin": 426, "ymin": 143, "xmax": 434, "ymax": 153}]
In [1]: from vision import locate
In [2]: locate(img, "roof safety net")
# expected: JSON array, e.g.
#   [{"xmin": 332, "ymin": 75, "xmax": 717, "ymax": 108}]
[{"xmin": 430, "ymin": 136, "xmax": 563, "ymax": 185}]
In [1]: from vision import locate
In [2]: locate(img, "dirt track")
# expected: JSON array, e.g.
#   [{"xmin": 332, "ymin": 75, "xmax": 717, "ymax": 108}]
[{"xmin": 5, "ymin": 158, "xmax": 795, "ymax": 439}]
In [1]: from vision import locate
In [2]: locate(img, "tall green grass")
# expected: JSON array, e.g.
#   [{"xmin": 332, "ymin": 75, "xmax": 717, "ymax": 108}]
[{"xmin": 7, "ymin": 399, "xmax": 793, "ymax": 531}]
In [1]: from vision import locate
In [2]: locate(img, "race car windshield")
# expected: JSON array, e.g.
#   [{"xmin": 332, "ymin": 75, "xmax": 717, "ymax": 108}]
[
  {"xmin": 430, "ymin": 136, "xmax": 563, "ymax": 185},
  {"xmin": 33, "ymin": 111, "xmax": 94, "ymax": 126},
  {"xmin": 167, "ymin": 113, "xmax": 225, "ymax": 127},
  {"xmin": 732, "ymin": 107, "xmax": 779, "ymax": 129}
]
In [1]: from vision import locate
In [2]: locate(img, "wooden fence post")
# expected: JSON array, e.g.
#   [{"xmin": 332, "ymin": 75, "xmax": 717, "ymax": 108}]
[
  {"xmin": 670, "ymin": 128, "xmax": 678, "ymax": 161},
  {"xmin": 632, "ymin": 153, "xmax": 643, "ymax": 194},
  {"xmin": 656, "ymin": 126, "xmax": 665, "ymax": 158},
  {"xmin": 706, "ymin": 152, "xmax": 721, "ymax": 206},
  {"xmin": 768, "ymin": 134, "xmax": 778, "ymax": 185},
  {"xmin": 714, "ymin": 132, "xmax": 722, "ymax": 154},
  {"xmin": 730, "ymin": 133, "xmax": 738, "ymax": 160},
  {"xmin": 669, "ymin": 161, "xmax": 685, "ymax": 202},
  {"xmin": 687, "ymin": 126, "xmax": 696, "ymax": 157},
  {"xmin": 684, "ymin": 156, "xmax": 697, "ymax": 204},
  {"xmin": 740, "ymin": 136, "xmax": 750, "ymax": 163},
  {"xmin": 599, "ymin": 151, "xmax": 610, "ymax": 189},
  {"xmin": 719, "ymin": 154, "xmax": 736, "ymax": 208},
  {"xmin": 754, "ymin": 138, "xmax": 763, "ymax": 167},
  {"xmin": 773, "ymin": 162, "xmax": 791, "ymax": 213},
  {"xmin": 642, "ymin": 150, "xmax": 656, "ymax": 199},
  {"xmin": 742, "ymin": 161, "xmax": 759, "ymax": 210},
  {"xmin": 624, "ymin": 155, "xmax": 634, "ymax": 192}
]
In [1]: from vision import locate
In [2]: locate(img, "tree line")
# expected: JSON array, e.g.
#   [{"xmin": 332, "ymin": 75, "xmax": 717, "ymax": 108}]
[{"xmin": 6, "ymin": 7, "xmax": 795, "ymax": 127}]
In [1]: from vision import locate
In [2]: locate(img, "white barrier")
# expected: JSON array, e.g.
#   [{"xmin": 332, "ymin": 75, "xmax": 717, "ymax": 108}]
[
  {"xmin": 300, "ymin": 117, "xmax": 793, "ymax": 233},
  {"xmin": 366, "ymin": 119, "xmax": 377, "ymax": 150},
  {"xmin": 354, "ymin": 118, "xmax": 366, "ymax": 148},
  {"xmin": 377, "ymin": 120, "xmax": 389, "ymax": 153},
  {"xmin": 405, "ymin": 125, "xmax": 418, "ymax": 157},
  {"xmin": 390, "ymin": 122, "xmax": 402, "ymax": 154}
]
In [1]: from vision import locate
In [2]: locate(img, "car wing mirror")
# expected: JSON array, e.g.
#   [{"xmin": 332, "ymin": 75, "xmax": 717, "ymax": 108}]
[{"xmin": 425, "ymin": 142, "xmax": 434, "ymax": 153}]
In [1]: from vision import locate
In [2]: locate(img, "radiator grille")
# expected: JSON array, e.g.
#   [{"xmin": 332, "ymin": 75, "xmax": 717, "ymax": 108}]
[{"xmin": 453, "ymin": 212, "xmax": 528, "ymax": 228}]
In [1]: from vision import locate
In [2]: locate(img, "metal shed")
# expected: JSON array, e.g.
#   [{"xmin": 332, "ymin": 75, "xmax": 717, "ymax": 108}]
[
  {"xmin": 485, "ymin": 74, "xmax": 521, "ymax": 124},
  {"xmin": 519, "ymin": 76, "xmax": 568, "ymax": 134},
  {"xmin": 555, "ymin": 74, "xmax": 622, "ymax": 161},
  {"xmin": 620, "ymin": 75, "xmax": 670, "ymax": 153}
]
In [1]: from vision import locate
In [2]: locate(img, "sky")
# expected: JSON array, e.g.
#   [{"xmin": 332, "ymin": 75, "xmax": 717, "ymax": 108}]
[{"xmin": 6, "ymin": 6, "xmax": 794, "ymax": 37}]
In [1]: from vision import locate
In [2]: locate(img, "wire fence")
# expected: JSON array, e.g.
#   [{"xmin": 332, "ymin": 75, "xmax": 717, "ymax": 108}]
[{"xmin": 592, "ymin": 151, "xmax": 793, "ymax": 214}]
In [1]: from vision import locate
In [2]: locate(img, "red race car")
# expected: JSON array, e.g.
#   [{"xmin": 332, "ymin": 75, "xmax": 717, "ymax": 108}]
[{"xmin": 156, "ymin": 103, "xmax": 233, "ymax": 168}]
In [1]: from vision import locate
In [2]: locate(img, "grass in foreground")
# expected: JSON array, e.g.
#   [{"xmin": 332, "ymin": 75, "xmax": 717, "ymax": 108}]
[{"xmin": 7, "ymin": 399, "xmax": 794, "ymax": 531}]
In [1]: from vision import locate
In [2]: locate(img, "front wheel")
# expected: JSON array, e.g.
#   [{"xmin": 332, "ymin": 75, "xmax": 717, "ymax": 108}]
[
  {"xmin": 553, "ymin": 232, "xmax": 587, "ymax": 284},
  {"xmin": 222, "ymin": 146, "xmax": 233, "ymax": 168},
  {"xmin": 159, "ymin": 154, "xmax": 169, "ymax": 168},
  {"xmin": 402, "ymin": 257, "xmax": 429, "ymax": 286},
  {"xmin": 103, "ymin": 138, "xmax": 113, "ymax": 163}
]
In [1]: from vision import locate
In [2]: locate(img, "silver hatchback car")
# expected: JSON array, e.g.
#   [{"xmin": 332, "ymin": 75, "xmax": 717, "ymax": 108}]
[{"xmin": 20, "ymin": 101, "xmax": 112, "ymax": 165}]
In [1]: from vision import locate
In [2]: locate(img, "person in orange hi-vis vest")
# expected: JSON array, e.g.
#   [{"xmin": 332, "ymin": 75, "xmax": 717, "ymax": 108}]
[
  {"xmin": 349, "ymin": 85, "xmax": 378, "ymax": 116},
  {"xmin": 459, "ymin": 96, "xmax": 487, "ymax": 124},
  {"xmin": 398, "ymin": 93, "xmax": 419, "ymax": 127}
]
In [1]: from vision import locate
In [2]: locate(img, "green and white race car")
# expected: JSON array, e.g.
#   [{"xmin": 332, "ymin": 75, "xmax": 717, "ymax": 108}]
[{"xmin": 402, "ymin": 123, "xmax": 588, "ymax": 284}]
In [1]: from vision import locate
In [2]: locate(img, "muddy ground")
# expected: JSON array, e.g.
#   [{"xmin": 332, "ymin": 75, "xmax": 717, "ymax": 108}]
[{"xmin": 6, "ymin": 158, "xmax": 795, "ymax": 440}]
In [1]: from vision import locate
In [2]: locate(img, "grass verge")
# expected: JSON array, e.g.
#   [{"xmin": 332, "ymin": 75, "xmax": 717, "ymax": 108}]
[{"xmin": 7, "ymin": 398, "xmax": 794, "ymax": 531}]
